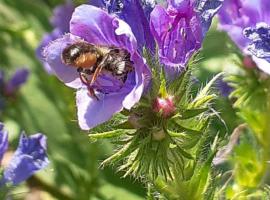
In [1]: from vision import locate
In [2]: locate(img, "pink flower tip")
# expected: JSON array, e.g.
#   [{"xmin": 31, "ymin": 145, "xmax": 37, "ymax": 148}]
[{"xmin": 152, "ymin": 95, "xmax": 176, "ymax": 118}]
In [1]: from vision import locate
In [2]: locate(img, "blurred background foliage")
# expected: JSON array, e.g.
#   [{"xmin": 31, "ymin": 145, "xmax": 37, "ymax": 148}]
[{"xmin": 0, "ymin": 0, "xmax": 260, "ymax": 199}]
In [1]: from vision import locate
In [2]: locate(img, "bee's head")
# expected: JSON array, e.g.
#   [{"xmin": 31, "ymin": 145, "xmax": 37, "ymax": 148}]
[{"xmin": 62, "ymin": 42, "xmax": 100, "ymax": 68}]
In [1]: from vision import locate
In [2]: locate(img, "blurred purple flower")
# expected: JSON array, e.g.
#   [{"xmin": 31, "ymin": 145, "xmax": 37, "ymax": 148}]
[
  {"xmin": 217, "ymin": 78, "xmax": 232, "ymax": 97},
  {"xmin": 5, "ymin": 68, "xmax": 29, "ymax": 95},
  {"xmin": 36, "ymin": 29, "xmax": 62, "ymax": 74},
  {"xmin": 50, "ymin": 2, "xmax": 74, "ymax": 33},
  {"xmin": 150, "ymin": 0, "xmax": 223, "ymax": 76},
  {"xmin": 218, "ymin": 0, "xmax": 270, "ymax": 74},
  {"xmin": 44, "ymin": 5, "xmax": 150, "ymax": 130},
  {"xmin": 0, "ymin": 123, "xmax": 49, "ymax": 185},
  {"xmin": 36, "ymin": 2, "xmax": 75, "ymax": 74},
  {"xmin": 0, "ymin": 123, "xmax": 8, "ymax": 163},
  {"xmin": 0, "ymin": 70, "xmax": 4, "ymax": 88}
]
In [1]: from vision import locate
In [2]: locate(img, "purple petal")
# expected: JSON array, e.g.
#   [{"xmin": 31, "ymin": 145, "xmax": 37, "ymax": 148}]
[
  {"xmin": 150, "ymin": 3, "xmax": 202, "ymax": 68},
  {"xmin": 261, "ymin": 0, "xmax": 270, "ymax": 21},
  {"xmin": 36, "ymin": 29, "xmax": 62, "ymax": 74},
  {"xmin": 36, "ymin": 2, "xmax": 75, "ymax": 74},
  {"xmin": 0, "ymin": 122, "xmax": 8, "ymax": 162},
  {"xmin": 246, "ymin": 24, "xmax": 270, "ymax": 75},
  {"xmin": 195, "ymin": 0, "xmax": 224, "ymax": 36},
  {"xmin": 218, "ymin": 0, "xmax": 270, "ymax": 74},
  {"xmin": 91, "ymin": 0, "xmax": 155, "ymax": 52},
  {"xmin": 122, "ymin": 52, "xmax": 148, "ymax": 109},
  {"xmin": 218, "ymin": 0, "xmax": 261, "ymax": 50},
  {"xmin": 252, "ymin": 55, "xmax": 270, "ymax": 75},
  {"xmin": 70, "ymin": 5, "xmax": 137, "ymax": 53},
  {"xmin": 119, "ymin": 0, "xmax": 155, "ymax": 53},
  {"xmin": 50, "ymin": 2, "xmax": 74, "ymax": 33},
  {"xmin": 43, "ymin": 34, "xmax": 84, "ymax": 89},
  {"xmin": 243, "ymin": 23, "xmax": 270, "ymax": 62},
  {"xmin": 2, "ymin": 133, "xmax": 49, "ymax": 185},
  {"xmin": 76, "ymin": 88, "xmax": 126, "ymax": 130},
  {"xmin": 111, "ymin": 0, "xmax": 155, "ymax": 52},
  {"xmin": 5, "ymin": 68, "xmax": 29, "ymax": 95}
]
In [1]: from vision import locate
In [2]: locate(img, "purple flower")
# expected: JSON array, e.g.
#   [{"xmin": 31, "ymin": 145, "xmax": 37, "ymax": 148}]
[
  {"xmin": 5, "ymin": 68, "xmax": 29, "ymax": 95},
  {"xmin": 44, "ymin": 5, "xmax": 150, "ymax": 130},
  {"xmin": 0, "ymin": 123, "xmax": 49, "ymax": 185},
  {"xmin": 218, "ymin": 0, "xmax": 270, "ymax": 74},
  {"xmin": 150, "ymin": 0, "xmax": 222, "ymax": 75}
]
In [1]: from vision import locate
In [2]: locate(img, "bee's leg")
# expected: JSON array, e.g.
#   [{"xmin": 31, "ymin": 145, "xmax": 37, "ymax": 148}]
[
  {"xmin": 89, "ymin": 54, "xmax": 110, "ymax": 86},
  {"xmin": 88, "ymin": 86, "xmax": 99, "ymax": 100},
  {"xmin": 79, "ymin": 72, "xmax": 89, "ymax": 85},
  {"xmin": 78, "ymin": 72, "xmax": 99, "ymax": 100},
  {"xmin": 89, "ymin": 65, "xmax": 103, "ymax": 86}
]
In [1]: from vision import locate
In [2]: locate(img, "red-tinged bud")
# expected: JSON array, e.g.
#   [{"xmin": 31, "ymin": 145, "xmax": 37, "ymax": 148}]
[
  {"xmin": 152, "ymin": 95, "xmax": 176, "ymax": 118},
  {"xmin": 243, "ymin": 56, "xmax": 256, "ymax": 69}
]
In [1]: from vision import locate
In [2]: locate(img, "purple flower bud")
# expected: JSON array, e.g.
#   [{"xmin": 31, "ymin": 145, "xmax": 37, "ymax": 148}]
[
  {"xmin": 150, "ymin": 1, "xmax": 202, "ymax": 71},
  {"xmin": 150, "ymin": 0, "xmax": 222, "ymax": 76},
  {"xmin": 152, "ymin": 95, "xmax": 176, "ymax": 118},
  {"xmin": 1, "ymin": 133, "xmax": 49, "ymax": 185},
  {"xmin": 5, "ymin": 68, "xmax": 29, "ymax": 95}
]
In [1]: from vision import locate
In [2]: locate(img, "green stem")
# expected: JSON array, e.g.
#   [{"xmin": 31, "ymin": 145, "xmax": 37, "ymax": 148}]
[{"xmin": 27, "ymin": 176, "xmax": 74, "ymax": 200}]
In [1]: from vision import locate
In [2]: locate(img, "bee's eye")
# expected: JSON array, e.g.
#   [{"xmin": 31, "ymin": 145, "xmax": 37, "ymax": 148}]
[
  {"xmin": 62, "ymin": 45, "xmax": 81, "ymax": 65},
  {"xmin": 69, "ymin": 47, "xmax": 81, "ymax": 59}
]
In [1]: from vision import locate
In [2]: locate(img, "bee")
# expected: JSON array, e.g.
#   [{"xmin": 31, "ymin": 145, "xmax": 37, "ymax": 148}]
[{"xmin": 61, "ymin": 41, "xmax": 134, "ymax": 99}]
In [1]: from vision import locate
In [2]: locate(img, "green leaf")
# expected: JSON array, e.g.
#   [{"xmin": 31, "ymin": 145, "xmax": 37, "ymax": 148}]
[
  {"xmin": 192, "ymin": 73, "xmax": 223, "ymax": 107},
  {"xmin": 178, "ymin": 108, "xmax": 208, "ymax": 119},
  {"xmin": 89, "ymin": 129, "xmax": 135, "ymax": 141}
]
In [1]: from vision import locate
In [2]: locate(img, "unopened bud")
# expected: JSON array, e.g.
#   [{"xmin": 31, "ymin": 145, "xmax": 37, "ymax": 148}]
[
  {"xmin": 152, "ymin": 129, "xmax": 166, "ymax": 141},
  {"xmin": 152, "ymin": 95, "xmax": 176, "ymax": 118}
]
